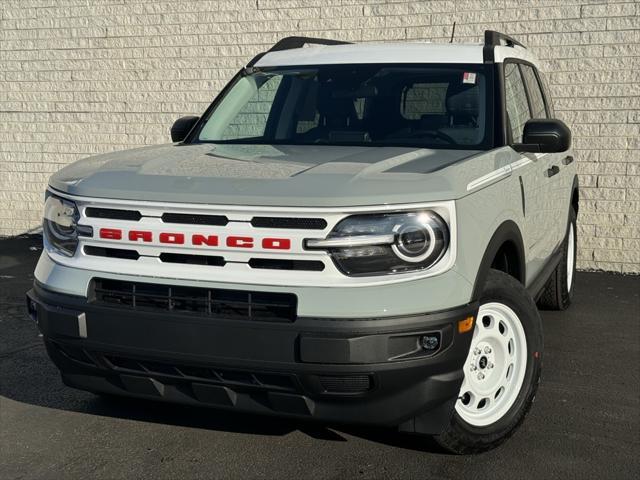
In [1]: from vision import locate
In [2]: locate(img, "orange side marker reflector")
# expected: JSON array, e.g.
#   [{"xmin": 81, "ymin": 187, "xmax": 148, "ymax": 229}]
[{"xmin": 458, "ymin": 316, "xmax": 474, "ymax": 334}]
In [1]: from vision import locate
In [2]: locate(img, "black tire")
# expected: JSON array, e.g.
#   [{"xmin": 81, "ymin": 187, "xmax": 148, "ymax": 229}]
[
  {"xmin": 537, "ymin": 207, "xmax": 577, "ymax": 311},
  {"xmin": 434, "ymin": 269, "xmax": 543, "ymax": 454}
]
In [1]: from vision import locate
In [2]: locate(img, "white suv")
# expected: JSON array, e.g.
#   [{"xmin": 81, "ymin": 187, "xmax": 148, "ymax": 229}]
[{"xmin": 28, "ymin": 31, "xmax": 577, "ymax": 453}]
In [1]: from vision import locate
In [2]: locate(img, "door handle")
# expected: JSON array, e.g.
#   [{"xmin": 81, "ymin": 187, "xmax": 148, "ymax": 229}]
[
  {"xmin": 546, "ymin": 165, "xmax": 560, "ymax": 178},
  {"xmin": 562, "ymin": 155, "xmax": 574, "ymax": 165}
]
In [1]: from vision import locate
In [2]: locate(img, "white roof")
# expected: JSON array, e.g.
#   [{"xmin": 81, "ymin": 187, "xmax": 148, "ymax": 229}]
[
  {"xmin": 255, "ymin": 42, "xmax": 484, "ymax": 67},
  {"xmin": 253, "ymin": 41, "xmax": 536, "ymax": 67}
]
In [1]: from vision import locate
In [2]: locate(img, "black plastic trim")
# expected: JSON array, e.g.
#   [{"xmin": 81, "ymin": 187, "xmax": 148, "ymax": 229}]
[
  {"xmin": 484, "ymin": 30, "xmax": 525, "ymax": 49},
  {"xmin": 519, "ymin": 176, "xmax": 526, "ymax": 216},
  {"xmin": 471, "ymin": 220, "xmax": 526, "ymax": 300},
  {"xmin": 251, "ymin": 217, "xmax": 327, "ymax": 230},
  {"xmin": 85, "ymin": 207, "xmax": 141, "ymax": 221},
  {"xmin": 84, "ymin": 246, "xmax": 140, "ymax": 260},
  {"xmin": 29, "ymin": 284, "xmax": 477, "ymax": 431},
  {"xmin": 526, "ymin": 247, "xmax": 563, "ymax": 301},
  {"xmin": 483, "ymin": 31, "xmax": 525, "ymax": 63},
  {"xmin": 161, "ymin": 212, "xmax": 229, "ymax": 226}
]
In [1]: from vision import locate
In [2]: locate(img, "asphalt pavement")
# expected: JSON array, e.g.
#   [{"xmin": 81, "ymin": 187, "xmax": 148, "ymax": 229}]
[{"xmin": 1, "ymin": 236, "xmax": 638, "ymax": 480}]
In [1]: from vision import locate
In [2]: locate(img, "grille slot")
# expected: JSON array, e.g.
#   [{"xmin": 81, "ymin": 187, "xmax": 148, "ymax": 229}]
[
  {"xmin": 101, "ymin": 353, "xmax": 298, "ymax": 392},
  {"xmin": 53, "ymin": 342, "xmax": 96, "ymax": 366},
  {"xmin": 251, "ymin": 217, "xmax": 327, "ymax": 230},
  {"xmin": 85, "ymin": 207, "xmax": 142, "ymax": 221},
  {"xmin": 91, "ymin": 278, "xmax": 297, "ymax": 322},
  {"xmin": 162, "ymin": 213, "xmax": 228, "ymax": 226},
  {"xmin": 84, "ymin": 246, "xmax": 140, "ymax": 260},
  {"xmin": 159, "ymin": 252, "xmax": 225, "ymax": 266},
  {"xmin": 318, "ymin": 375, "xmax": 373, "ymax": 394},
  {"xmin": 249, "ymin": 258, "xmax": 325, "ymax": 271}
]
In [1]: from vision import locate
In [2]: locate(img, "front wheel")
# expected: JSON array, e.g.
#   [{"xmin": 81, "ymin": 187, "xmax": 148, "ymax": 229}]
[{"xmin": 434, "ymin": 269, "xmax": 543, "ymax": 454}]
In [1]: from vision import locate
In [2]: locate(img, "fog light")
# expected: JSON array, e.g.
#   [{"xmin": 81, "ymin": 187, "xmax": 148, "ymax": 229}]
[{"xmin": 420, "ymin": 335, "xmax": 439, "ymax": 351}]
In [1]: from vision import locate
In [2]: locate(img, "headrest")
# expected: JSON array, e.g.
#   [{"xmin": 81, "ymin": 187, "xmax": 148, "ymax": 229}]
[
  {"xmin": 318, "ymin": 86, "xmax": 358, "ymax": 128},
  {"xmin": 446, "ymin": 86, "xmax": 479, "ymax": 116}
]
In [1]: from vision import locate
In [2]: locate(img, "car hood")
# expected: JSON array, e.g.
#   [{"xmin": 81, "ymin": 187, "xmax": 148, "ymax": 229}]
[{"xmin": 49, "ymin": 143, "xmax": 505, "ymax": 207}]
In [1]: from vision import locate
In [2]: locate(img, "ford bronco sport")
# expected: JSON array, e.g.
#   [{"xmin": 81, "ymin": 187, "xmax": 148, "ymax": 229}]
[{"xmin": 27, "ymin": 31, "xmax": 578, "ymax": 453}]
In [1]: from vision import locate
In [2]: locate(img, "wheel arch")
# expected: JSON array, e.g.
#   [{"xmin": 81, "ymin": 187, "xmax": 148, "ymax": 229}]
[{"xmin": 471, "ymin": 220, "xmax": 526, "ymax": 301}]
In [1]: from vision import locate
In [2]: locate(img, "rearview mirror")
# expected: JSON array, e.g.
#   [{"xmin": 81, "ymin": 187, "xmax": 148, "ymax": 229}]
[
  {"xmin": 170, "ymin": 116, "xmax": 199, "ymax": 142},
  {"xmin": 513, "ymin": 118, "xmax": 571, "ymax": 153}
]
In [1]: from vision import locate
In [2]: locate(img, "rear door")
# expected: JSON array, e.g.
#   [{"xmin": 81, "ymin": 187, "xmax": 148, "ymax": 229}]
[{"xmin": 503, "ymin": 61, "xmax": 555, "ymax": 279}]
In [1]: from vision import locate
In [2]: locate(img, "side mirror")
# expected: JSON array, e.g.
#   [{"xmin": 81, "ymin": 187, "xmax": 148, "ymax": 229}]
[
  {"xmin": 514, "ymin": 118, "xmax": 571, "ymax": 153},
  {"xmin": 170, "ymin": 116, "xmax": 199, "ymax": 142}
]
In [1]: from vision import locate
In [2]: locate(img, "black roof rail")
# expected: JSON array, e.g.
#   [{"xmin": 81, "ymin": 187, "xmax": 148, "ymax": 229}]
[
  {"xmin": 269, "ymin": 36, "xmax": 352, "ymax": 52},
  {"xmin": 247, "ymin": 36, "xmax": 351, "ymax": 67},
  {"xmin": 483, "ymin": 30, "xmax": 525, "ymax": 63},
  {"xmin": 484, "ymin": 30, "xmax": 525, "ymax": 49}
]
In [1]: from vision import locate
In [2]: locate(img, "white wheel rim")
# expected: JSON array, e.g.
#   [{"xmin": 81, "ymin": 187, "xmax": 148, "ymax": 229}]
[
  {"xmin": 567, "ymin": 223, "xmax": 575, "ymax": 292},
  {"xmin": 455, "ymin": 302, "xmax": 528, "ymax": 427}
]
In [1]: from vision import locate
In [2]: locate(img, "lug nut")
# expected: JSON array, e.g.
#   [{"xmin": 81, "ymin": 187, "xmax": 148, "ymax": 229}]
[
  {"xmin": 484, "ymin": 346, "xmax": 492, "ymax": 354},
  {"xmin": 474, "ymin": 347, "xmax": 482, "ymax": 355},
  {"xmin": 477, "ymin": 373, "xmax": 485, "ymax": 380},
  {"xmin": 487, "ymin": 362, "xmax": 494, "ymax": 369},
  {"xmin": 470, "ymin": 364, "xmax": 477, "ymax": 371}
]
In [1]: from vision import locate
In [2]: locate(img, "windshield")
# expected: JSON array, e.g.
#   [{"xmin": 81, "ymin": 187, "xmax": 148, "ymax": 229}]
[{"xmin": 194, "ymin": 64, "xmax": 494, "ymax": 150}]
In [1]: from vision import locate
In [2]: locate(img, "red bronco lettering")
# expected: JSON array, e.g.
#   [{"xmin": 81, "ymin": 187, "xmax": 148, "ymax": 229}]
[{"xmin": 98, "ymin": 229, "xmax": 291, "ymax": 250}]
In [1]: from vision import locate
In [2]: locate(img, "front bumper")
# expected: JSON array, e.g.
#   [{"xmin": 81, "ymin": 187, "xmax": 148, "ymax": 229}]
[{"xmin": 27, "ymin": 281, "xmax": 477, "ymax": 434}]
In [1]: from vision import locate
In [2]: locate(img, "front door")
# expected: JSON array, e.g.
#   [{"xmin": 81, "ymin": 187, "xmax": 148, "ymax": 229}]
[{"xmin": 503, "ymin": 61, "xmax": 558, "ymax": 281}]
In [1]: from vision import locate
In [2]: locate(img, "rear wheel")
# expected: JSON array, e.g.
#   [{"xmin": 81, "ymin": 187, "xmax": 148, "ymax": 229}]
[
  {"xmin": 434, "ymin": 269, "xmax": 543, "ymax": 454},
  {"xmin": 538, "ymin": 207, "xmax": 577, "ymax": 310}
]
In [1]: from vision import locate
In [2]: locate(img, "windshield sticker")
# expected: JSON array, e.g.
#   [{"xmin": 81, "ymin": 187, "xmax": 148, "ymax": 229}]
[{"xmin": 463, "ymin": 72, "xmax": 477, "ymax": 84}]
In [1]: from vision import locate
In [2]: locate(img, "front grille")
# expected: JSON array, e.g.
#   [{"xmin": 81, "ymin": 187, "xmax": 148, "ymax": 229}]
[
  {"xmin": 51, "ymin": 342, "xmax": 299, "ymax": 393},
  {"xmin": 249, "ymin": 258, "xmax": 325, "ymax": 271},
  {"xmin": 318, "ymin": 375, "xmax": 373, "ymax": 394},
  {"xmin": 103, "ymin": 353, "xmax": 299, "ymax": 392},
  {"xmin": 84, "ymin": 246, "xmax": 140, "ymax": 260},
  {"xmin": 91, "ymin": 278, "xmax": 297, "ymax": 322},
  {"xmin": 85, "ymin": 207, "xmax": 142, "ymax": 221},
  {"xmin": 159, "ymin": 252, "xmax": 225, "ymax": 266},
  {"xmin": 251, "ymin": 216, "xmax": 327, "ymax": 230},
  {"xmin": 162, "ymin": 212, "xmax": 228, "ymax": 226}
]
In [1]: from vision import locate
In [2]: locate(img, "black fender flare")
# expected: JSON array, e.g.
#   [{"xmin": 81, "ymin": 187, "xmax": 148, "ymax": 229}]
[
  {"xmin": 471, "ymin": 220, "xmax": 526, "ymax": 301},
  {"xmin": 571, "ymin": 174, "xmax": 579, "ymax": 214}
]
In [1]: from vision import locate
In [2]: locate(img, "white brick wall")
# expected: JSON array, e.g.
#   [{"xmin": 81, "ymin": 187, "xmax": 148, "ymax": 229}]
[{"xmin": 1, "ymin": 0, "xmax": 638, "ymax": 273}]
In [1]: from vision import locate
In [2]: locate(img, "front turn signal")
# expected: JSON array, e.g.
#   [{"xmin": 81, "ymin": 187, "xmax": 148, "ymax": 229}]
[{"xmin": 458, "ymin": 316, "xmax": 474, "ymax": 334}]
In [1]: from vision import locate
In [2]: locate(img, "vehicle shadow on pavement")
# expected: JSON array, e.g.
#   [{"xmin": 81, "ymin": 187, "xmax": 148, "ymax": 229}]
[{"xmin": 0, "ymin": 342, "xmax": 443, "ymax": 453}]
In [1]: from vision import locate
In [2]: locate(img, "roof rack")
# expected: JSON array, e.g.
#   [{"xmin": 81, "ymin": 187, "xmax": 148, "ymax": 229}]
[
  {"xmin": 246, "ymin": 36, "xmax": 352, "ymax": 67},
  {"xmin": 484, "ymin": 30, "xmax": 525, "ymax": 49},
  {"xmin": 482, "ymin": 30, "xmax": 525, "ymax": 63},
  {"xmin": 269, "ymin": 36, "xmax": 352, "ymax": 52}
]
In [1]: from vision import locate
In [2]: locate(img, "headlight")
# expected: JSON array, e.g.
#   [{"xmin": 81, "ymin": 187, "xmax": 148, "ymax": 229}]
[
  {"xmin": 43, "ymin": 193, "xmax": 88, "ymax": 257},
  {"xmin": 306, "ymin": 210, "xmax": 450, "ymax": 277}
]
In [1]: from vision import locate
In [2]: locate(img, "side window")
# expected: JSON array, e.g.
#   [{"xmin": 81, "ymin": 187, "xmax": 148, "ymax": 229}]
[
  {"xmin": 536, "ymin": 71, "xmax": 555, "ymax": 118},
  {"xmin": 520, "ymin": 65, "xmax": 547, "ymax": 119},
  {"xmin": 503, "ymin": 63, "xmax": 531, "ymax": 143}
]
